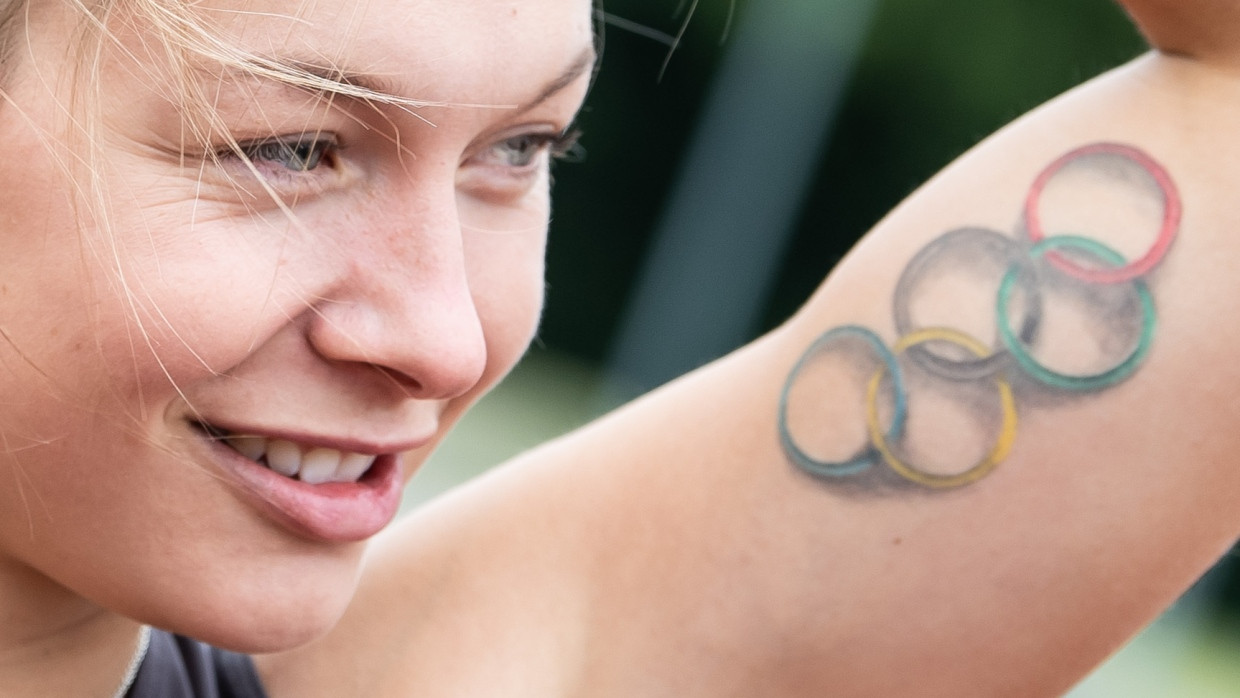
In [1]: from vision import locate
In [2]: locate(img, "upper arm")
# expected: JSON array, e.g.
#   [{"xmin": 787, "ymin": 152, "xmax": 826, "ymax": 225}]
[{"xmin": 539, "ymin": 51, "xmax": 1240, "ymax": 695}]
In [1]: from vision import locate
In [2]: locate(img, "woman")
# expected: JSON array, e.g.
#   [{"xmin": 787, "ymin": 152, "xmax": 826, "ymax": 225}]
[{"xmin": 0, "ymin": 0, "xmax": 1236, "ymax": 695}]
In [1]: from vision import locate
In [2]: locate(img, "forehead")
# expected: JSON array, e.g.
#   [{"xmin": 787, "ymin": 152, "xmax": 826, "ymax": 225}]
[{"xmin": 181, "ymin": 0, "xmax": 595, "ymax": 103}]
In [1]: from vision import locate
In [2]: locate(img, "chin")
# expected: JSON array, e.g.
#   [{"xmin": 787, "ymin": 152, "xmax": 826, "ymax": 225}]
[
  {"xmin": 168, "ymin": 589, "xmax": 355, "ymax": 654},
  {"xmin": 126, "ymin": 544, "xmax": 367, "ymax": 654}
]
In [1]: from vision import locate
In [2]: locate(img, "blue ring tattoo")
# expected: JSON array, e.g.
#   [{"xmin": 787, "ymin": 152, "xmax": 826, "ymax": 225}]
[{"xmin": 778, "ymin": 325, "xmax": 908, "ymax": 478}]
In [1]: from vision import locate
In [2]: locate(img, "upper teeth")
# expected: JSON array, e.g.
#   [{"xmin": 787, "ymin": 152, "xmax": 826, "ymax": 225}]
[{"xmin": 224, "ymin": 435, "xmax": 377, "ymax": 484}]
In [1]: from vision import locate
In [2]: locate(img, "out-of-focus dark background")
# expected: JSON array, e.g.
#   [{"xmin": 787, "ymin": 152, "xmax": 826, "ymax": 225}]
[
  {"xmin": 408, "ymin": 0, "xmax": 1240, "ymax": 692},
  {"xmin": 546, "ymin": 0, "xmax": 1142, "ymax": 367}
]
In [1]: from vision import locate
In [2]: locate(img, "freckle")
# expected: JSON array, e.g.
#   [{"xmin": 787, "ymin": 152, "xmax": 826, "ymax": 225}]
[
  {"xmin": 892, "ymin": 537, "xmax": 902, "ymax": 546},
  {"xmin": 511, "ymin": 8, "xmax": 518, "ymax": 16}
]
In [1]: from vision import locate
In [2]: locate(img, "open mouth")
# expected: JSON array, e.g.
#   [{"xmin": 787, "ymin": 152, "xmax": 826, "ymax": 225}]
[{"xmin": 196, "ymin": 422, "xmax": 379, "ymax": 485}]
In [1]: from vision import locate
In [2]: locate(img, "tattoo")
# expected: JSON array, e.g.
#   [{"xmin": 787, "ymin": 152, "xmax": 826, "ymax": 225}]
[{"xmin": 778, "ymin": 143, "xmax": 1180, "ymax": 491}]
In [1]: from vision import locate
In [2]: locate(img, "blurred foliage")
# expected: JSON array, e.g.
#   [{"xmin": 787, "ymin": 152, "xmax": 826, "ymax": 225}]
[
  {"xmin": 540, "ymin": 1, "xmax": 729, "ymax": 358},
  {"xmin": 543, "ymin": 0, "xmax": 1145, "ymax": 358}
]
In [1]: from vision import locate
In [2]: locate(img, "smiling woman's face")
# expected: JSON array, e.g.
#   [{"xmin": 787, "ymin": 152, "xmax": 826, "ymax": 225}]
[{"xmin": 0, "ymin": 0, "xmax": 593, "ymax": 650}]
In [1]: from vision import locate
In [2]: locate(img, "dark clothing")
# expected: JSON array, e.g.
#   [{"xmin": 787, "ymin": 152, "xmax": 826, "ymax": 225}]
[{"xmin": 126, "ymin": 629, "xmax": 268, "ymax": 698}]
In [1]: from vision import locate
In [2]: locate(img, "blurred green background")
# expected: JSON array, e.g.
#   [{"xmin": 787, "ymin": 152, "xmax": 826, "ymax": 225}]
[{"xmin": 405, "ymin": 0, "xmax": 1240, "ymax": 693}]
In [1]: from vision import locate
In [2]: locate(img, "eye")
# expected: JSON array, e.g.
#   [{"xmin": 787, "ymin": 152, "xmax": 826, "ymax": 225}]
[
  {"xmin": 203, "ymin": 133, "xmax": 353, "ymax": 205},
  {"xmin": 494, "ymin": 135, "xmax": 544, "ymax": 168},
  {"xmin": 235, "ymin": 135, "xmax": 338, "ymax": 172},
  {"xmin": 472, "ymin": 128, "xmax": 583, "ymax": 171}
]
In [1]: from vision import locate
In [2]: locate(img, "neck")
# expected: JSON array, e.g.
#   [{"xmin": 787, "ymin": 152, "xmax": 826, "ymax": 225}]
[{"xmin": 0, "ymin": 557, "xmax": 147, "ymax": 698}]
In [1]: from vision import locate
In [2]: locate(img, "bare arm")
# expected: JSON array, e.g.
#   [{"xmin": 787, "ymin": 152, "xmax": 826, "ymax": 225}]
[
  {"xmin": 515, "ymin": 51, "xmax": 1240, "ymax": 694},
  {"xmin": 264, "ymin": 46, "xmax": 1240, "ymax": 698}
]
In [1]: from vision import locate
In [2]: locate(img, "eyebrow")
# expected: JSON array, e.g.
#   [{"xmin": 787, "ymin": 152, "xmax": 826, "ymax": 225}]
[
  {"xmin": 268, "ymin": 45, "xmax": 597, "ymax": 113},
  {"xmin": 519, "ymin": 46, "xmax": 598, "ymax": 112}
]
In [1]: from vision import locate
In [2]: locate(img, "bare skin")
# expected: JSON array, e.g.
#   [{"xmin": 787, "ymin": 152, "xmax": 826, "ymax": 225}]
[
  {"xmin": 1121, "ymin": 0, "xmax": 1240, "ymax": 63},
  {"xmin": 2, "ymin": 1, "xmax": 1240, "ymax": 697}
]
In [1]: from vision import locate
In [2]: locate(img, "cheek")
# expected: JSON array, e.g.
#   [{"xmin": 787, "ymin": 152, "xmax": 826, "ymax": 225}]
[
  {"xmin": 88, "ymin": 206, "xmax": 333, "ymax": 388},
  {"xmin": 463, "ymin": 220, "xmax": 549, "ymax": 384},
  {"xmin": 460, "ymin": 184, "xmax": 552, "ymax": 372}
]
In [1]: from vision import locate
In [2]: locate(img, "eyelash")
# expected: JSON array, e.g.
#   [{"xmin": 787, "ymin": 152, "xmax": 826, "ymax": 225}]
[
  {"xmin": 214, "ymin": 127, "xmax": 582, "ymax": 206},
  {"xmin": 230, "ymin": 135, "xmax": 339, "ymax": 173},
  {"xmin": 473, "ymin": 128, "xmax": 584, "ymax": 170},
  {"xmin": 227, "ymin": 128, "xmax": 580, "ymax": 172}
]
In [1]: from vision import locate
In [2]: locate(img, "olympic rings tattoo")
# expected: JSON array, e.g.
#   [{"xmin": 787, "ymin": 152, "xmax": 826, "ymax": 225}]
[{"xmin": 779, "ymin": 142, "xmax": 1180, "ymax": 491}]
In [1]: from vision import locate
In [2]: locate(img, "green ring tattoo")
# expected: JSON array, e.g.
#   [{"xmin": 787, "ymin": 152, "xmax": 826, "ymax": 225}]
[{"xmin": 997, "ymin": 235, "xmax": 1155, "ymax": 391}]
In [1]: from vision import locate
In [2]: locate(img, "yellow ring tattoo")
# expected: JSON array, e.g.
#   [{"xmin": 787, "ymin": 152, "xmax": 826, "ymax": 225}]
[{"xmin": 865, "ymin": 327, "xmax": 1019, "ymax": 489}]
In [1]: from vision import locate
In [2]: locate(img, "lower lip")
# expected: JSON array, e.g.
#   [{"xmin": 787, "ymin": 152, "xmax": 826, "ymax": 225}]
[{"xmin": 206, "ymin": 436, "xmax": 404, "ymax": 543}]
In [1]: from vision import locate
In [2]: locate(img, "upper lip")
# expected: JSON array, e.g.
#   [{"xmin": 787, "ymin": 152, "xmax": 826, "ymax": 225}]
[{"xmin": 193, "ymin": 418, "xmax": 436, "ymax": 456}]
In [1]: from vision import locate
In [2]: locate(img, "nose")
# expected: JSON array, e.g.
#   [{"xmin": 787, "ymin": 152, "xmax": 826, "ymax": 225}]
[{"xmin": 306, "ymin": 187, "xmax": 487, "ymax": 400}]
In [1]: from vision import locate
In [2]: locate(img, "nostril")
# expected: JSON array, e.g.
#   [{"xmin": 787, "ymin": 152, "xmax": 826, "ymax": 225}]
[{"xmin": 371, "ymin": 364, "xmax": 423, "ymax": 394}]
